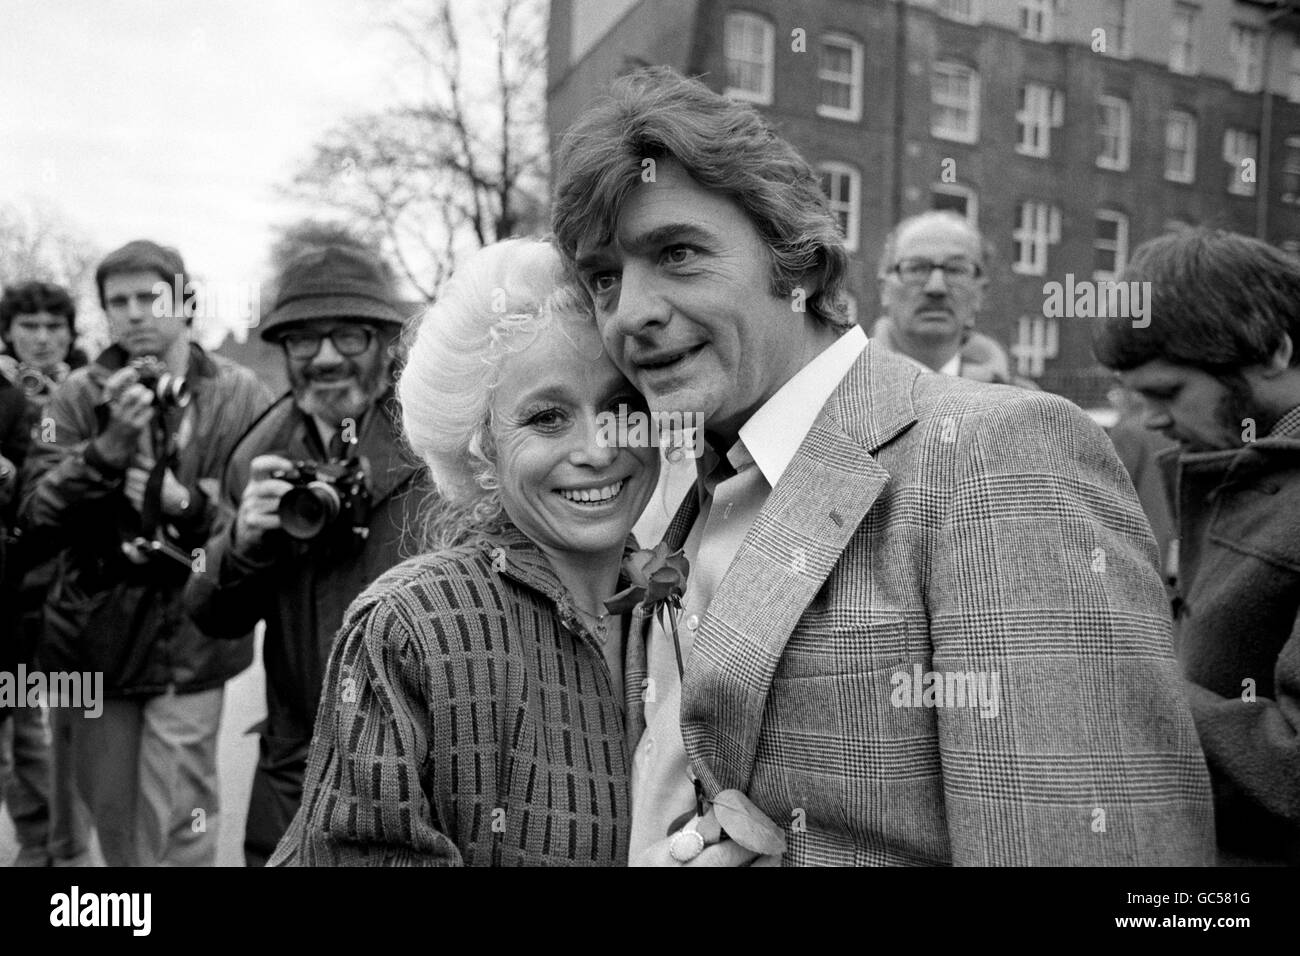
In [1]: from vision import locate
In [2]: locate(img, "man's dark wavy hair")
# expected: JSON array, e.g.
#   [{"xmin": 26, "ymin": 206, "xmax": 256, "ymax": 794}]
[
  {"xmin": 1093, "ymin": 228, "xmax": 1300, "ymax": 373},
  {"xmin": 0, "ymin": 280, "xmax": 77, "ymax": 337},
  {"xmin": 551, "ymin": 66, "xmax": 852, "ymax": 330}
]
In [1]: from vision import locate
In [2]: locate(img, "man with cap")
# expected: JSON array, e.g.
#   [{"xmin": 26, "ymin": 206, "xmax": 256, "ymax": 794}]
[
  {"xmin": 20, "ymin": 239, "xmax": 273, "ymax": 866},
  {"xmin": 184, "ymin": 242, "xmax": 423, "ymax": 866}
]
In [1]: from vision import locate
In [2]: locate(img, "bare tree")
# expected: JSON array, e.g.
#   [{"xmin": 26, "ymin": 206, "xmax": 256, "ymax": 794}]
[
  {"xmin": 284, "ymin": 0, "xmax": 549, "ymax": 302},
  {"xmin": 0, "ymin": 199, "xmax": 105, "ymax": 351}
]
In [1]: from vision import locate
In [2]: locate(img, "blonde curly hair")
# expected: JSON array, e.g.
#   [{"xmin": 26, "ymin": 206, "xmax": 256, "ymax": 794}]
[{"xmin": 398, "ymin": 237, "xmax": 589, "ymax": 550}]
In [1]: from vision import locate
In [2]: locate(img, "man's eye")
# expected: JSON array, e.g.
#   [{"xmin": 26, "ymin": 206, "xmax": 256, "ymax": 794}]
[{"xmin": 663, "ymin": 246, "xmax": 696, "ymax": 266}]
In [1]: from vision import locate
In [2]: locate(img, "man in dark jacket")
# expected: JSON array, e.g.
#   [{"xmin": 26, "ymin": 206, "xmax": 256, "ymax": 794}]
[
  {"xmin": 0, "ymin": 279, "xmax": 91, "ymax": 866},
  {"xmin": 185, "ymin": 244, "xmax": 421, "ymax": 865},
  {"xmin": 1095, "ymin": 228, "xmax": 1300, "ymax": 865},
  {"xmin": 20, "ymin": 240, "xmax": 272, "ymax": 865}
]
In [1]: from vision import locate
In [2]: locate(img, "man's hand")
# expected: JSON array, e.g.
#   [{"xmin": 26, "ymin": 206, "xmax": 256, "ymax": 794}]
[
  {"xmin": 633, "ymin": 835, "xmax": 762, "ymax": 867},
  {"xmin": 632, "ymin": 809, "xmax": 768, "ymax": 867},
  {"xmin": 96, "ymin": 366, "xmax": 154, "ymax": 467},
  {"xmin": 124, "ymin": 460, "xmax": 189, "ymax": 516},
  {"xmin": 234, "ymin": 454, "xmax": 295, "ymax": 551}
]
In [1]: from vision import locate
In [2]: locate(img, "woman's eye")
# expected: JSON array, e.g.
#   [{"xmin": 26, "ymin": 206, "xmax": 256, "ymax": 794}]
[
  {"xmin": 591, "ymin": 273, "xmax": 618, "ymax": 294},
  {"xmin": 529, "ymin": 409, "xmax": 566, "ymax": 429}
]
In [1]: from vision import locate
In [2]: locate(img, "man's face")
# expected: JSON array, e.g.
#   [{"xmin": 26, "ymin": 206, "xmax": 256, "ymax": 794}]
[
  {"xmin": 6, "ymin": 312, "xmax": 72, "ymax": 372},
  {"xmin": 103, "ymin": 270, "xmax": 188, "ymax": 359},
  {"xmin": 574, "ymin": 159, "xmax": 820, "ymax": 445},
  {"xmin": 880, "ymin": 217, "xmax": 985, "ymax": 349},
  {"xmin": 282, "ymin": 319, "xmax": 391, "ymax": 427},
  {"xmin": 1118, "ymin": 359, "xmax": 1258, "ymax": 452}
]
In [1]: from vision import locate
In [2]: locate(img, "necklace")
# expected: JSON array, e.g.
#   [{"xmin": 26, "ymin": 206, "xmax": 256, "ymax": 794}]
[{"xmin": 571, "ymin": 603, "xmax": 613, "ymax": 643}]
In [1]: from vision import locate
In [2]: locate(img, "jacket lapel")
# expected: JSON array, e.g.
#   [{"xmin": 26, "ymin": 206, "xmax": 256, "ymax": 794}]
[{"xmin": 681, "ymin": 341, "xmax": 920, "ymax": 795}]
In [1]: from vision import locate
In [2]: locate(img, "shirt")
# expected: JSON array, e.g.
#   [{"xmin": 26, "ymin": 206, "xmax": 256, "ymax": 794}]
[
  {"xmin": 627, "ymin": 325, "xmax": 868, "ymax": 859},
  {"xmin": 938, "ymin": 351, "xmax": 962, "ymax": 377}
]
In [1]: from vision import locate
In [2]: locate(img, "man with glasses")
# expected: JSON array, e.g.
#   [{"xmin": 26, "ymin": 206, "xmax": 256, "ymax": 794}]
[
  {"xmin": 873, "ymin": 211, "xmax": 1030, "ymax": 387},
  {"xmin": 20, "ymin": 240, "xmax": 272, "ymax": 865},
  {"xmin": 185, "ymin": 243, "xmax": 422, "ymax": 865}
]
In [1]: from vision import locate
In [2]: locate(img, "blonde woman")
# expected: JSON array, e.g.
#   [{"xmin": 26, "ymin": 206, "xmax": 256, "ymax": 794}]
[{"xmin": 272, "ymin": 239, "xmax": 659, "ymax": 866}]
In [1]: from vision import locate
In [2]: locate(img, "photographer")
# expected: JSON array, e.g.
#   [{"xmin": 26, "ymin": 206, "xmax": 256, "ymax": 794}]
[
  {"xmin": 19, "ymin": 240, "xmax": 272, "ymax": 866},
  {"xmin": 184, "ymin": 244, "xmax": 422, "ymax": 866},
  {"xmin": 0, "ymin": 279, "xmax": 90, "ymax": 866}
]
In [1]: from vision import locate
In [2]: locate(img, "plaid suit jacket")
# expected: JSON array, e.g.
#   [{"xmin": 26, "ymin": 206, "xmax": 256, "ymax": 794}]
[{"xmin": 654, "ymin": 341, "xmax": 1215, "ymax": 866}]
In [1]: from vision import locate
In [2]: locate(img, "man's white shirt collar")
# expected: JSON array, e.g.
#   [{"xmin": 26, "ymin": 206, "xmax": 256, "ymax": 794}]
[
  {"xmin": 938, "ymin": 351, "xmax": 962, "ymax": 377},
  {"xmin": 733, "ymin": 325, "xmax": 867, "ymax": 488}
]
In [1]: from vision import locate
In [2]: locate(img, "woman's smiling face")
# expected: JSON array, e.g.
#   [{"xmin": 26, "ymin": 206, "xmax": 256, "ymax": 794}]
[{"xmin": 490, "ymin": 313, "xmax": 659, "ymax": 561}]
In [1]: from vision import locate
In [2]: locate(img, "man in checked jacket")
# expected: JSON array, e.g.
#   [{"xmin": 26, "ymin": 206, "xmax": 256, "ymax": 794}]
[{"xmin": 552, "ymin": 67, "xmax": 1216, "ymax": 866}]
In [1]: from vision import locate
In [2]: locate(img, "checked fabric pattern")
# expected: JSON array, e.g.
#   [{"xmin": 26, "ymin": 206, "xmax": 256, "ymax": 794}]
[
  {"xmin": 270, "ymin": 525, "xmax": 638, "ymax": 866},
  {"xmin": 662, "ymin": 340, "xmax": 1216, "ymax": 866}
]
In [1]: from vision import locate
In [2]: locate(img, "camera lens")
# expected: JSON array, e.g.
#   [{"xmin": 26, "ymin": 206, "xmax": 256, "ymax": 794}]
[{"xmin": 278, "ymin": 481, "xmax": 342, "ymax": 540}]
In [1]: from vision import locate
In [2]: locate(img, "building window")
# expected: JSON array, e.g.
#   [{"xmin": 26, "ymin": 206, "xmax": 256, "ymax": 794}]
[
  {"xmin": 1017, "ymin": 83, "xmax": 1062, "ymax": 158},
  {"xmin": 1018, "ymin": 0, "xmax": 1053, "ymax": 42},
  {"xmin": 1096, "ymin": 96, "xmax": 1130, "ymax": 171},
  {"xmin": 1230, "ymin": 24, "xmax": 1264, "ymax": 93},
  {"xmin": 819, "ymin": 162, "xmax": 861, "ymax": 252},
  {"xmin": 1165, "ymin": 111, "xmax": 1197, "ymax": 184},
  {"xmin": 1012, "ymin": 201, "xmax": 1060, "ymax": 276},
  {"xmin": 936, "ymin": 0, "xmax": 978, "ymax": 24},
  {"xmin": 1094, "ymin": 211, "xmax": 1129, "ymax": 280},
  {"xmin": 1289, "ymin": 42, "xmax": 1300, "ymax": 103},
  {"xmin": 1282, "ymin": 137, "xmax": 1300, "ymax": 204},
  {"xmin": 1224, "ymin": 128, "xmax": 1258, "ymax": 197},
  {"xmin": 931, "ymin": 62, "xmax": 979, "ymax": 143},
  {"xmin": 724, "ymin": 12, "xmax": 774, "ymax": 105},
  {"xmin": 1101, "ymin": 0, "xmax": 1129, "ymax": 58},
  {"xmin": 931, "ymin": 184, "xmax": 979, "ymax": 228},
  {"xmin": 1170, "ymin": 3, "xmax": 1198, "ymax": 75},
  {"xmin": 817, "ymin": 33, "xmax": 863, "ymax": 122}
]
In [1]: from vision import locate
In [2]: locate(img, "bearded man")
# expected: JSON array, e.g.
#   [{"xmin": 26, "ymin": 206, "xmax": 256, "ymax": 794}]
[{"xmin": 184, "ymin": 244, "xmax": 423, "ymax": 866}]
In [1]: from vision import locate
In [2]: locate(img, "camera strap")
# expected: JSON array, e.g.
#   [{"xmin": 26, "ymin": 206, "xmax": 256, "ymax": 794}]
[{"xmin": 139, "ymin": 407, "xmax": 179, "ymax": 543}]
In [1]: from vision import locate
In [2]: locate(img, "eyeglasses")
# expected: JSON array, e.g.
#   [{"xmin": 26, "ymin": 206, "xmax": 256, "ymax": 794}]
[
  {"xmin": 280, "ymin": 326, "xmax": 374, "ymax": 360},
  {"xmin": 890, "ymin": 257, "xmax": 982, "ymax": 285}
]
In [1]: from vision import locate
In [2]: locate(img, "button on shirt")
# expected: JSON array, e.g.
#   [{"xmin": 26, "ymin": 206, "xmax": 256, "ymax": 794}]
[{"xmin": 628, "ymin": 325, "xmax": 869, "ymax": 859}]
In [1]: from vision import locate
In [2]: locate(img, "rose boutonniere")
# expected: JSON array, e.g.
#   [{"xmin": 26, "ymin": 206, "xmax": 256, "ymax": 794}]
[
  {"xmin": 605, "ymin": 541, "xmax": 691, "ymax": 680},
  {"xmin": 606, "ymin": 543, "xmax": 787, "ymax": 858}
]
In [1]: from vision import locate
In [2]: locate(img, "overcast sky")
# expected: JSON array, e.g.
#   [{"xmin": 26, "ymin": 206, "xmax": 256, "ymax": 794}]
[{"xmin": 1, "ymin": 0, "xmax": 404, "ymax": 336}]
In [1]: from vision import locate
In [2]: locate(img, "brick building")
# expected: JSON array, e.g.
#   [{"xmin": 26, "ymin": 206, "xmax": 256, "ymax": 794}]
[{"xmin": 547, "ymin": 0, "xmax": 1300, "ymax": 407}]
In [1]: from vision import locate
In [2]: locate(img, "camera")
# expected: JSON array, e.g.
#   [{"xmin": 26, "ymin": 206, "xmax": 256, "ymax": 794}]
[
  {"xmin": 16, "ymin": 364, "xmax": 57, "ymax": 399},
  {"xmin": 272, "ymin": 459, "xmax": 371, "ymax": 542},
  {"xmin": 131, "ymin": 356, "xmax": 190, "ymax": 409}
]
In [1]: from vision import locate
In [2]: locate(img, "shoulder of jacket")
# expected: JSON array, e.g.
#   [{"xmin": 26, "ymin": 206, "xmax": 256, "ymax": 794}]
[
  {"xmin": 350, "ymin": 546, "xmax": 505, "ymax": 626},
  {"xmin": 206, "ymin": 352, "xmax": 270, "ymax": 393}
]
